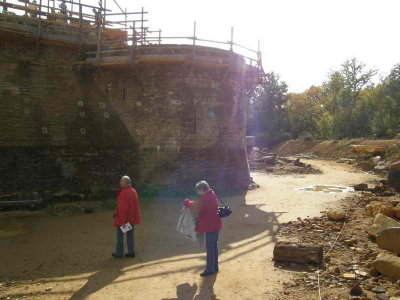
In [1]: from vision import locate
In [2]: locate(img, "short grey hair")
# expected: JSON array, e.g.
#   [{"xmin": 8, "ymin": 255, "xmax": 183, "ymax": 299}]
[
  {"xmin": 121, "ymin": 175, "xmax": 131, "ymax": 185},
  {"xmin": 195, "ymin": 180, "xmax": 210, "ymax": 192}
]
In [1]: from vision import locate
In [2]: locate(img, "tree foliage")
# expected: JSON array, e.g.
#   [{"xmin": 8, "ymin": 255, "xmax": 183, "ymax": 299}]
[
  {"xmin": 246, "ymin": 72, "xmax": 289, "ymax": 146},
  {"xmin": 247, "ymin": 58, "xmax": 400, "ymax": 145}
]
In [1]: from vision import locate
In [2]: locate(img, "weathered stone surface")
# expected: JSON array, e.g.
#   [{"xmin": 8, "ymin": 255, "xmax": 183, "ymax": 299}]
[
  {"xmin": 263, "ymin": 156, "xmax": 276, "ymax": 165},
  {"xmin": 358, "ymin": 161, "xmax": 375, "ymax": 171},
  {"xmin": 354, "ymin": 183, "xmax": 368, "ymax": 191},
  {"xmin": 0, "ymin": 36, "xmax": 255, "ymax": 195},
  {"xmin": 375, "ymin": 162, "xmax": 391, "ymax": 174},
  {"xmin": 371, "ymin": 253, "xmax": 400, "ymax": 279},
  {"xmin": 368, "ymin": 214, "xmax": 400, "ymax": 239},
  {"xmin": 342, "ymin": 273, "xmax": 356, "ymax": 280},
  {"xmin": 327, "ymin": 208, "xmax": 346, "ymax": 221},
  {"xmin": 273, "ymin": 242, "xmax": 323, "ymax": 264},
  {"xmin": 394, "ymin": 205, "xmax": 400, "ymax": 220},
  {"xmin": 350, "ymin": 283, "xmax": 363, "ymax": 296},
  {"xmin": 372, "ymin": 286, "xmax": 387, "ymax": 293},
  {"xmin": 376, "ymin": 227, "xmax": 400, "ymax": 254},
  {"xmin": 388, "ymin": 162, "xmax": 400, "ymax": 192},
  {"xmin": 367, "ymin": 201, "xmax": 395, "ymax": 218}
]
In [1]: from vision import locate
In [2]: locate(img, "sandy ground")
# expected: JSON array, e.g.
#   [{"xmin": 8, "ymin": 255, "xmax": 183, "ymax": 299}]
[{"xmin": 0, "ymin": 160, "xmax": 379, "ymax": 300}]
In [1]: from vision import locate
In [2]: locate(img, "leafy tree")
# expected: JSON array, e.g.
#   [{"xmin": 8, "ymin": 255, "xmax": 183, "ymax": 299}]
[
  {"xmin": 324, "ymin": 58, "xmax": 377, "ymax": 138},
  {"xmin": 286, "ymin": 86, "xmax": 327, "ymax": 139},
  {"xmin": 246, "ymin": 72, "xmax": 289, "ymax": 146},
  {"xmin": 246, "ymin": 60, "xmax": 400, "ymax": 145}
]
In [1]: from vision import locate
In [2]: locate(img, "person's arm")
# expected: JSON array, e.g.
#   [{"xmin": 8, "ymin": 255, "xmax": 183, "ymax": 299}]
[
  {"xmin": 188, "ymin": 201, "xmax": 199, "ymax": 212},
  {"xmin": 183, "ymin": 199, "xmax": 199, "ymax": 212},
  {"xmin": 117, "ymin": 191, "xmax": 129, "ymax": 224}
]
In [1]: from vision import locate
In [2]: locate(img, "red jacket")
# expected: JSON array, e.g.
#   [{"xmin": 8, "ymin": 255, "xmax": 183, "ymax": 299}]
[
  {"xmin": 195, "ymin": 190, "xmax": 222, "ymax": 233},
  {"xmin": 113, "ymin": 186, "xmax": 141, "ymax": 227}
]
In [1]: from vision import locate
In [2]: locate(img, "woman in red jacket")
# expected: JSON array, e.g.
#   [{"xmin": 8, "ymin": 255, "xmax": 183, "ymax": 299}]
[
  {"xmin": 112, "ymin": 175, "xmax": 141, "ymax": 258},
  {"xmin": 185, "ymin": 181, "xmax": 222, "ymax": 276}
]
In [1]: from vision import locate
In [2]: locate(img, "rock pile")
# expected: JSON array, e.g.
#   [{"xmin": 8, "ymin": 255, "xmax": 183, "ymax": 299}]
[
  {"xmin": 277, "ymin": 191, "xmax": 400, "ymax": 299},
  {"xmin": 248, "ymin": 148, "xmax": 322, "ymax": 175}
]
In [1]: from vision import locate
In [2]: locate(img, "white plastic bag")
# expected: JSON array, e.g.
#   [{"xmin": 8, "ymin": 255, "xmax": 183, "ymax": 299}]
[{"xmin": 177, "ymin": 206, "xmax": 197, "ymax": 241}]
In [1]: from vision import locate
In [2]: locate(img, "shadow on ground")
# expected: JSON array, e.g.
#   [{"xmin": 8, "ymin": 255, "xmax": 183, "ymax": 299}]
[
  {"xmin": 161, "ymin": 274, "xmax": 219, "ymax": 300},
  {"xmin": 0, "ymin": 191, "xmax": 283, "ymax": 299}
]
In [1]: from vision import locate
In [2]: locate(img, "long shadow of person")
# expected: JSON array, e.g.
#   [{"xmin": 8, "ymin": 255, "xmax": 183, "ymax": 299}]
[
  {"xmin": 69, "ymin": 259, "xmax": 126, "ymax": 300},
  {"xmin": 161, "ymin": 282, "xmax": 198, "ymax": 300},
  {"xmin": 161, "ymin": 274, "xmax": 218, "ymax": 300},
  {"xmin": 194, "ymin": 274, "xmax": 218, "ymax": 300}
]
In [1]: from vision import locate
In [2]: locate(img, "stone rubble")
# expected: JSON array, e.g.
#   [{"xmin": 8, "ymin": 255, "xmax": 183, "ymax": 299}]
[{"xmin": 277, "ymin": 189, "xmax": 400, "ymax": 300}]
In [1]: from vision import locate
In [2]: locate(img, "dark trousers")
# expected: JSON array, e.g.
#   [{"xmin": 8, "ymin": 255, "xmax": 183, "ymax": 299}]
[
  {"xmin": 205, "ymin": 231, "xmax": 219, "ymax": 273},
  {"xmin": 116, "ymin": 226, "xmax": 134, "ymax": 256}
]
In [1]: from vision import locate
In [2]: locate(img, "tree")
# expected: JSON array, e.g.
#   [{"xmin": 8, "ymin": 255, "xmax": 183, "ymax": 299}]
[
  {"xmin": 323, "ymin": 58, "xmax": 377, "ymax": 138},
  {"xmin": 246, "ymin": 72, "xmax": 290, "ymax": 146},
  {"xmin": 340, "ymin": 58, "xmax": 377, "ymax": 108},
  {"xmin": 286, "ymin": 86, "xmax": 328, "ymax": 139}
]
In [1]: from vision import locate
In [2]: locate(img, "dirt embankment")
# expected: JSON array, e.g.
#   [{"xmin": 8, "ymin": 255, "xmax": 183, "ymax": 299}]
[{"xmin": 273, "ymin": 139, "xmax": 400, "ymax": 162}]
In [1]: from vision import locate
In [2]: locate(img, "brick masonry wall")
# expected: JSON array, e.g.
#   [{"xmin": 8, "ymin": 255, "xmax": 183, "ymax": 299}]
[{"xmin": 0, "ymin": 36, "xmax": 251, "ymax": 196}]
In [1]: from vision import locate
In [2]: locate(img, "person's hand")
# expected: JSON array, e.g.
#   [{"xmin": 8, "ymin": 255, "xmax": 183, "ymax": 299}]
[{"xmin": 183, "ymin": 199, "xmax": 191, "ymax": 208}]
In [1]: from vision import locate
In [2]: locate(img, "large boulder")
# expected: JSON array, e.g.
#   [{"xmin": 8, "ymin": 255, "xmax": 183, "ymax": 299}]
[
  {"xmin": 388, "ymin": 162, "xmax": 400, "ymax": 192},
  {"xmin": 376, "ymin": 227, "xmax": 400, "ymax": 254},
  {"xmin": 374, "ymin": 163, "xmax": 390, "ymax": 174},
  {"xmin": 394, "ymin": 204, "xmax": 400, "ymax": 220},
  {"xmin": 368, "ymin": 213, "xmax": 400, "ymax": 239},
  {"xmin": 367, "ymin": 201, "xmax": 394, "ymax": 218},
  {"xmin": 354, "ymin": 183, "xmax": 368, "ymax": 191},
  {"xmin": 371, "ymin": 253, "xmax": 400, "ymax": 279},
  {"xmin": 358, "ymin": 161, "xmax": 375, "ymax": 171},
  {"xmin": 327, "ymin": 208, "xmax": 346, "ymax": 221}
]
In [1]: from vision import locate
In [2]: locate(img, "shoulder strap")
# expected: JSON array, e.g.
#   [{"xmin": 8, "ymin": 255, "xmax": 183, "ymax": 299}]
[{"xmin": 217, "ymin": 197, "xmax": 226, "ymax": 206}]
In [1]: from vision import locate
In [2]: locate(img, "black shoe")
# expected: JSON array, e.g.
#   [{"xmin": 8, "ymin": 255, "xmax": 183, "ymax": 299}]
[
  {"xmin": 112, "ymin": 253, "xmax": 123, "ymax": 258},
  {"xmin": 125, "ymin": 252, "xmax": 136, "ymax": 258},
  {"xmin": 200, "ymin": 271, "xmax": 215, "ymax": 277}
]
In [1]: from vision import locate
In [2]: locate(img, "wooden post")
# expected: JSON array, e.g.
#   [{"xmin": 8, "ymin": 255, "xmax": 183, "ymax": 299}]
[
  {"xmin": 103, "ymin": 0, "xmax": 106, "ymax": 30},
  {"xmin": 38, "ymin": 0, "xmax": 42, "ymax": 36},
  {"xmin": 158, "ymin": 29, "xmax": 161, "ymax": 45},
  {"xmin": 191, "ymin": 21, "xmax": 196, "ymax": 70},
  {"xmin": 79, "ymin": 0, "xmax": 83, "ymax": 42},
  {"xmin": 130, "ymin": 20, "xmax": 135, "ymax": 60},
  {"xmin": 96, "ymin": 0, "xmax": 103, "ymax": 66},
  {"xmin": 193, "ymin": 21, "xmax": 196, "ymax": 46},
  {"xmin": 125, "ymin": 7, "xmax": 128, "ymax": 44},
  {"xmin": 273, "ymin": 242, "xmax": 323, "ymax": 264},
  {"xmin": 230, "ymin": 26, "xmax": 233, "ymax": 52},
  {"xmin": 132, "ymin": 21, "xmax": 136, "ymax": 46},
  {"xmin": 140, "ymin": 6, "xmax": 144, "ymax": 44}
]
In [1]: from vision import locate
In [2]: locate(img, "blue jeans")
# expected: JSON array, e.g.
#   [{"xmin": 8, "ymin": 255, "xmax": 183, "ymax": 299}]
[
  {"xmin": 116, "ymin": 226, "xmax": 134, "ymax": 256},
  {"xmin": 205, "ymin": 231, "xmax": 219, "ymax": 273}
]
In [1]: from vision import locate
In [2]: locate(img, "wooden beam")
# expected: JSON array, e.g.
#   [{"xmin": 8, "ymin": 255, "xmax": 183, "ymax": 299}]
[
  {"xmin": 105, "ymin": 11, "xmax": 147, "ymax": 16},
  {"xmin": 61, "ymin": 0, "xmax": 111, "ymax": 11}
]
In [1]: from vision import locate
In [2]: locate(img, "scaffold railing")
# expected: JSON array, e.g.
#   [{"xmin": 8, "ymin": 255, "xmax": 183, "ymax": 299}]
[{"xmin": 0, "ymin": 0, "xmax": 263, "ymax": 70}]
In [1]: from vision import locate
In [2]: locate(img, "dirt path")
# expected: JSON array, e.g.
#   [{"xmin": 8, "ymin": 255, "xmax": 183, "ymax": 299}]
[{"xmin": 0, "ymin": 160, "xmax": 378, "ymax": 300}]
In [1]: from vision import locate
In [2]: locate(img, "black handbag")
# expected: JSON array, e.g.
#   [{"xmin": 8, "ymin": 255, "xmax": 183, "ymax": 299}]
[{"xmin": 217, "ymin": 198, "xmax": 232, "ymax": 218}]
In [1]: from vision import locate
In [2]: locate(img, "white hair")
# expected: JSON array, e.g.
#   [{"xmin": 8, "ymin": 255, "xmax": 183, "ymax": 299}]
[{"xmin": 121, "ymin": 175, "xmax": 131, "ymax": 185}]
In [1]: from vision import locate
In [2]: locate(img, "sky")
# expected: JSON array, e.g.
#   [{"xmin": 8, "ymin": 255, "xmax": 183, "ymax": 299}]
[{"xmin": 112, "ymin": 0, "xmax": 400, "ymax": 92}]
